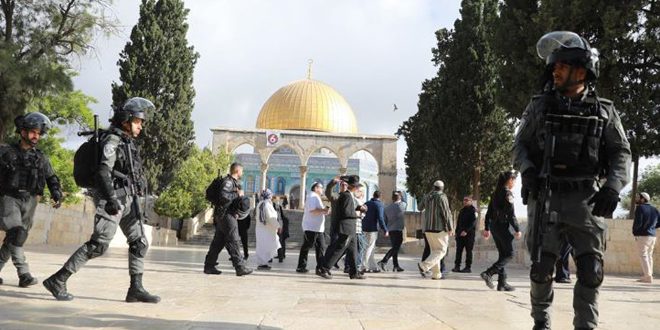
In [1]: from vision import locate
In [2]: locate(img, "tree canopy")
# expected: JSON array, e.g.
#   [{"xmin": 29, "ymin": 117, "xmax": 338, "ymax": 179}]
[{"xmin": 111, "ymin": 0, "xmax": 199, "ymax": 194}]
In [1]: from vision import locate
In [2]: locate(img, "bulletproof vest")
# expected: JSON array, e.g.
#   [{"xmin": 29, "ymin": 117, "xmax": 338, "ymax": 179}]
[
  {"xmin": 111, "ymin": 134, "xmax": 145, "ymax": 192},
  {"xmin": 0, "ymin": 144, "xmax": 46, "ymax": 195},
  {"xmin": 542, "ymin": 92, "xmax": 606, "ymax": 178}
]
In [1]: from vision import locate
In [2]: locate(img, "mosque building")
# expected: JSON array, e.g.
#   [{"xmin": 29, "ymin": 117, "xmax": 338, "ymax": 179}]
[{"xmin": 211, "ymin": 64, "xmax": 401, "ymax": 209}]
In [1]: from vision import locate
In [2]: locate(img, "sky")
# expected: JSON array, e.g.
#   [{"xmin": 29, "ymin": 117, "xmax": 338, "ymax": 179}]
[{"xmin": 70, "ymin": 0, "xmax": 656, "ymax": 217}]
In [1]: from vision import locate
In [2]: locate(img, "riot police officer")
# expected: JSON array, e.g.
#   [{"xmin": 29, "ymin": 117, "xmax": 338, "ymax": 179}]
[
  {"xmin": 0, "ymin": 112, "xmax": 63, "ymax": 287},
  {"xmin": 203, "ymin": 162, "xmax": 253, "ymax": 276},
  {"xmin": 43, "ymin": 97, "xmax": 160, "ymax": 303},
  {"xmin": 514, "ymin": 31, "xmax": 631, "ymax": 330}
]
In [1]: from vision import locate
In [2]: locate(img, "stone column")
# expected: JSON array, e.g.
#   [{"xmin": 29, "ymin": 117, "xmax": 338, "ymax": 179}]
[
  {"xmin": 260, "ymin": 163, "xmax": 269, "ymax": 191},
  {"xmin": 339, "ymin": 167, "xmax": 348, "ymax": 176},
  {"xmin": 299, "ymin": 165, "xmax": 308, "ymax": 209}
]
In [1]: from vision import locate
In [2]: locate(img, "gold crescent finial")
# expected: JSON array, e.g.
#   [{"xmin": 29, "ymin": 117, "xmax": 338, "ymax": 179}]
[{"xmin": 307, "ymin": 59, "xmax": 313, "ymax": 79}]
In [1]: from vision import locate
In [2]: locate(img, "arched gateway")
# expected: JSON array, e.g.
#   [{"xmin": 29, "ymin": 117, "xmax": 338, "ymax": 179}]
[{"xmin": 211, "ymin": 67, "xmax": 397, "ymax": 209}]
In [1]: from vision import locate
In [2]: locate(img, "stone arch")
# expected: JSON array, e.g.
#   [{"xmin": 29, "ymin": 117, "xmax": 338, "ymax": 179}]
[
  {"xmin": 301, "ymin": 145, "xmax": 341, "ymax": 166},
  {"xmin": 263, "ymin": 143, "xmax": 304, "ymax": 165}
]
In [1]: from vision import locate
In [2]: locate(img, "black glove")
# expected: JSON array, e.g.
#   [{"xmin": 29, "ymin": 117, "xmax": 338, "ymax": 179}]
[
  {"xmin": 521, "ymin": 168, "xmax": 539, "ymax": 205},
  {"xmin": 51, "ymin": 189, "xmax": 63, "ymax": 209},
  {"xmin": 588, "ymin": 187, "xmax": 620, "ymax": 217},
  {"xmin": 104, "ymin": 199, "xmax": 121, "ymax": 216}
]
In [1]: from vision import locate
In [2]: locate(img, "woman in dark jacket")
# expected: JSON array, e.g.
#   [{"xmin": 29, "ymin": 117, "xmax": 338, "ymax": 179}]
[{"xmin": 480, "ymin": 170, "xmax": 522, "ymax": 291}]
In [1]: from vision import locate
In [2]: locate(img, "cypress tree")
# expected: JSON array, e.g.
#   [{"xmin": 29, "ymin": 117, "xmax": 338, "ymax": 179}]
[{"xmin": 111, "ymin": 0, "xmax": 199, "ymax": 193}]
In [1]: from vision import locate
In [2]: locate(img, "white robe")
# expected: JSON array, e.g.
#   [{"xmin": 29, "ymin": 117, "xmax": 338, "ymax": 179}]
[{"xmin": 255, "ymin": 200, "xmax": 281, "ymax": 265}]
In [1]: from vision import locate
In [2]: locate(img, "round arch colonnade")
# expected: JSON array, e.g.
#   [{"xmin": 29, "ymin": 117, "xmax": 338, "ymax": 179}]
[{"xmin": 211, "ymin": 127, "xmax": 397, "ymax": 208}]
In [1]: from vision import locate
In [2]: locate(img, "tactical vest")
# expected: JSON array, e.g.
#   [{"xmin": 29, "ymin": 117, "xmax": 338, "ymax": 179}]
[
  {"xmin": 0, "ymin": 144, "xmax": 46, "ymax": 196},
  {"xmin": 541, "ymin": 91, "xmax": 607, "ymax": 178},
  {"xmin": 110, "ymin": 134, "xmax": 145, "ymax": 193},
  {"xmin": 491, "ymin": 189, "xmax": 515, "ymax": 224}
]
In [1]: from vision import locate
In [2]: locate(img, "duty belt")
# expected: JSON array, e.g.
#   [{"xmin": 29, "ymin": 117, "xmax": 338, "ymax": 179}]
[
  {"xmin": 0, "ymin": 190, "xmax": 33, "ymax": 200},
  {"xmin": 549, "ymin": 180, "xmax": 595, "ymax": 192}
]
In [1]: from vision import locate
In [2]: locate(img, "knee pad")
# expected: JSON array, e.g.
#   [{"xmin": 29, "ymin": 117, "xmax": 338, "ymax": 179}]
[
  {"xmin": 530, "ymin": 253, "xmax": 555, "ymax": 284},
  {"xmin": 85, "ymin": 239, "xmax": 108, "ymax": 259},
  {"xmin": 5, "ymin": 227, "xmax": 28, "ymax": 247},
  {"xmin": 129, "ymin": 237, "xmax": 149, "ymax": 258},
  {"xmin": 576, "ymin": 254, "xmax": 604, "ymax": 289}
]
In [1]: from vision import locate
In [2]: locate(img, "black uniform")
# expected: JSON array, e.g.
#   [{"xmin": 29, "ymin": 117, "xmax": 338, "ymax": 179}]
[
  {"xmin": 204, "ymin": 175, "xmax": 249, "ymax": 272},
  {"xmin": 483, "ymin": 188, "xmax": 520, "ymax": 285},
  {"xmin": 454, "ymin": 204, "xmax": 477, "ymax": 271},
  {"xmin": 0, "ymin": 143, "xmax": 62, "ymax": 286}
]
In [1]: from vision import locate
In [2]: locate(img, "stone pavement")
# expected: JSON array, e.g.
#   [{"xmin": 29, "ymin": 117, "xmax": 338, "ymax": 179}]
[{"xmin": 0, "ymin": 245, "xmax": 659, "ymax": 330}]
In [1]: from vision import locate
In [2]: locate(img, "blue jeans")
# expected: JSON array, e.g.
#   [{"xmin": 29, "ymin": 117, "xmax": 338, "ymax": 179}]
[{"xmin": 344, "ymin": 233, "xmax": 366, "ymax": 270}]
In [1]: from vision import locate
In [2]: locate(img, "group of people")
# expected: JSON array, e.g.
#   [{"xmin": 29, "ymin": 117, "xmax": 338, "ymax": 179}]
[
  {"xmin": 1, "ymin": 97, "xmax": 161, "ymax": 303},
  {"xmin": 0, "ymin": 29, "xmax": 655, "ymax": 330}
]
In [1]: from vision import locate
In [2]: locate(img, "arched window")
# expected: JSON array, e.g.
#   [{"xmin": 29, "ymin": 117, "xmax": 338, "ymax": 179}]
[
  {"xmin": 276, "ymin": 177, "xmax": 286, "ymax": 194},
  {"xmin": 246, "ymin": 175, "xmax": 255, "ymax": 193}
]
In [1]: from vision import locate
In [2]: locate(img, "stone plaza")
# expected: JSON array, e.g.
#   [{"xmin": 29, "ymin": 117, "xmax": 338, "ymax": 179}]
[{"xmin": 0, "ymin": 244, "xmax": 658, "ymax": 330}]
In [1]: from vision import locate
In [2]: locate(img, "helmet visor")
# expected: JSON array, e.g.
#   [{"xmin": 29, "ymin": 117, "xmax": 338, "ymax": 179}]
[{"xmin": 536, "ymin": 31, "xmax": 587, "ymax": 61}]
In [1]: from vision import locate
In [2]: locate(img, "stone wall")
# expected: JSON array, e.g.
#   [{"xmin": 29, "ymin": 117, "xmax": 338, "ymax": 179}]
[
  {"xmin": 0, "ymin": 198, "xmax": 179, "ymax": 248},
  {"xmin": 401, "ymin": 212, "xmax": 660, "ymax": 276}
]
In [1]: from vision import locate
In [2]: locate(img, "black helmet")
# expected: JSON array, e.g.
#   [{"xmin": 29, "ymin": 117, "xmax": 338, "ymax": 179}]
[
  {"xmin": 14, "ymin": 112, "xmax": 52, "ymax": 135},
  {"xmin": 112, "ymin": 97, "xmax": 154, "ymax": 125},
  {"xmin": 536, "ymin": 31, "xmax": 599, "ymax": 81}
]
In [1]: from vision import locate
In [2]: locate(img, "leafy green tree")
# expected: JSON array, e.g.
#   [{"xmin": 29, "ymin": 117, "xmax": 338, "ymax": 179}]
[
  {"xmin": 400, "ymin": 0, "xmax": 512, "ymax": 211},
  {"xmin": 111, "ymin": 0, "xmax": 199, "ymax": 194},
  {"xmin": 154, "ymin": 147, "xmax": 232, "ymax": 219},
  {"xmin": 622, "ymin": 164, "xmax": 660, "ymax": 212},
  {"xmin": 0, "ymin": 0, "xmax": 116, "ymax": 141}
]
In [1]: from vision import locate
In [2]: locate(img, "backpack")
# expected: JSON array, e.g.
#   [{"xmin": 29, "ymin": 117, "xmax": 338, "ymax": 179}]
[
  {"xmin": 73, "ymin": 132, "xmax": 104, "ymax": 188},
  {"xmin": 205, "ymin": 177, "xmax": 224, "ymax": 205}
]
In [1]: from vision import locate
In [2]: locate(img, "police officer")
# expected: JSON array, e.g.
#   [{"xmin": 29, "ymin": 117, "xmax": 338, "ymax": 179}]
[
  {"xmin": 203, "ymin": 162, "xmax": 253, "ymax": 276},
  {"xmin": 514, "ymin": 31, "xmax": 631, "ymax": 330},
  {"xmin": 43, "ymin": 97, "xmax": 160, "ymax": 303},
  {"xmin": 0, "ymin": 112, "xmax": 63, "ymax": 287},
  {"xmin": 481, "ymin": 170, "xmax": 522, "ymax": 291}
]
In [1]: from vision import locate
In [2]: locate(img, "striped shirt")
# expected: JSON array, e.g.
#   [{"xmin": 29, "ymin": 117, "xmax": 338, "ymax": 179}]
[{"xmin": 417, "ymin": 191, "xmax": 453, "ymax": 233}]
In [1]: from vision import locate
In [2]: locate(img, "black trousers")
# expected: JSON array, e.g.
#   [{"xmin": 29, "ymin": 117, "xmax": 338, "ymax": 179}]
[
  {"xmin": 555, "ymin": 239, "xmax": 573, "ymax": 280},
  {"xmin": 204, "ymin": 215, "xmax": 245, "ymax": 269},
  {"xmin": 237, "ymin": 218, "xmax": 249, "ymax": 259},
  {"xmin": 381, "ymin": 230, "xmax": 403, "ymax": 267},
  {"xmin": 297, "ymin": 231, "xmax": 326, "ymax": 270},
  {"xmin": 422, "ymin": 234, "xmax": 446, "ymax": 272},
  {"xmin": 489, "ymin": 223, "xmax": 514, "ymax": 276},
  {"xmin": 323, "ymin": 233, "xmax": 358, "ymax": 275},
  {"xmin": 277, "ymin": 234, "xmax": 287, "ymax": 261},
  {"xmin": 454, "ymin": 231, "xmax": 475, "ymax": 268}
]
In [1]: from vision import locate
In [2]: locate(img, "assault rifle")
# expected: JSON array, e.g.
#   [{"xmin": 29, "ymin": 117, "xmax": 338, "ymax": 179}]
[
  {"xmin": 530, "ymin": 122, "xmax": 556, "ymax": 263},
  {"xmin": 125, "ymin": 141, "xmax": 149, "ymax": 224}
]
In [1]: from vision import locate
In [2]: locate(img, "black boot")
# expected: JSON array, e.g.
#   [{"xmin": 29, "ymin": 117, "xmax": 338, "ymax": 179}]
[
  {"xmin": 126, "ymin": 274, "xmax": 161, "ymax": 303},
  {"xmin": 18, "ymin": 272, "xmax": 38, "ymax": 287},
  {"xmin": 480, "ymin": 267, "xmax": 497, "ymax": 289},
  {"xmin": 43, "ymin": 268, "xmax": 74, "ymax": 301},
  {"xmin": 204, "ymin": 263, "xmax": 222, "ymax": 275},
  {"xmin": 497, "ymin": 273, "xmax": 515, "ymax": 291},
  {"xmin": 0, "ymin": 277, "xmax": 3, "ymax": 285},
  {"xmin": 235, "ymin": 266, "xmax": 253, "ymax": 276},
  {"xmin": 533, "ymin": 320, "xmax": 550, "ymax": 330}
]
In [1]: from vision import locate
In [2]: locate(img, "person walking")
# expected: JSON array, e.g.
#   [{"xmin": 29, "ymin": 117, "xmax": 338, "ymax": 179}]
[
  {"xmin": 515, "ymin": 31, "xmax": 631, "ymax": 330},
  {"xmin": 296, "ymin": 182, "xmax": 329, "ymax": 275},
  {"xmin": 0, "ymin": 112, "xmax": 63, "ymax": 287},
  {"xmin": 416, "ymin": 180, "xmax": 454, "ymax": 280},
  {"xmin": 255, "ymin": 189, "xmax": 280, "ymax": 270},
  {"xmin": 378, "ymin": 191, "xmax": 407, "ymax": 272},
  {"xmin": 632, "ymin": 192, "xmax": 659, "ymax": 283},
  {"xmin": 481, "ymin": 170, "xmax": 522, "ymax": 291},
  {"xmin": 361, "ymin": 191, "xmax": 388, "ymax": 273},
  {"xmin": 43, "ymin": 98, "xmax": 160, "ymax": 303},
  {"xmin": 452, "ymin": 196, "xmax": 477, "ymax": 273}
]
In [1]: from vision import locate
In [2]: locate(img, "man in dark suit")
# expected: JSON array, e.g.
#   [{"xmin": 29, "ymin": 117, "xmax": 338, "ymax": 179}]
[{"xmin": 319, "ymin": 175, "xmax": 365, "ymax": 279}]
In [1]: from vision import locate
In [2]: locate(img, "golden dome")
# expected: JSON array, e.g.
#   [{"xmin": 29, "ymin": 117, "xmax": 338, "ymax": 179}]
[{"xmin": 256, "ymin": 78, "xmax": 358, "ymax": 134}]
